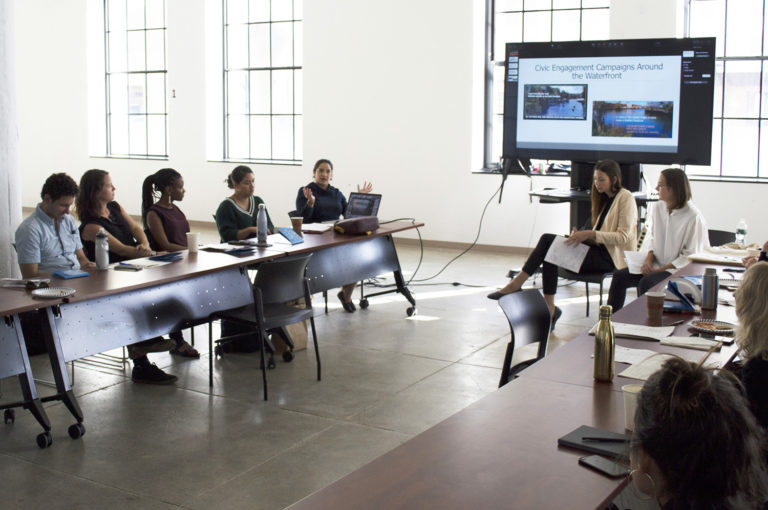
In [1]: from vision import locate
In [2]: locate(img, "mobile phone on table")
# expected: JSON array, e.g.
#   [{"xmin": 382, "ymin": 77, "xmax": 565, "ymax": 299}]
[{"xmin": 578, "ymin": 455, "xmax": 630, "ymax": 478}]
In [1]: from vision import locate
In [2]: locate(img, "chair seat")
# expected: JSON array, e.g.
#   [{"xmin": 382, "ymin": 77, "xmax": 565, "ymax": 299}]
[
  {"xmin": 558, "ymin": 268, "xmax": 609, "ymax": 284},
  {"xmin": 214, "ymin": 303, "xmax": 314, "ymax": 331}
]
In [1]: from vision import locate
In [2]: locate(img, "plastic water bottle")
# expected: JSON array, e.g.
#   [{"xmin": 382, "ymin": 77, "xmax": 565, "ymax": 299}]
[
  {"xmin": 256, "ymin": 203, "xmax": 268, "ymax": 246},
  {"xmin": 95, "ymin": 228, "xmax": 109, "ymax": 269},
  {"xmin": 736, "ymin": 218, "xmax": 748, "ymax": 245}
]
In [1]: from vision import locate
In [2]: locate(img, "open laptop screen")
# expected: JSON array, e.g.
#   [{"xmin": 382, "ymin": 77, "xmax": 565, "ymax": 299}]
[{"xmin": 345, "ymin": 193, "xmax": 382, "ymax": 218}]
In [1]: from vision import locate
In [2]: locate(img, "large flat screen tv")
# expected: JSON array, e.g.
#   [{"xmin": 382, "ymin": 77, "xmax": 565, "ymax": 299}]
[{"xmin": 502, "ymin": 37, "xmax": 716, "ymax": 165}]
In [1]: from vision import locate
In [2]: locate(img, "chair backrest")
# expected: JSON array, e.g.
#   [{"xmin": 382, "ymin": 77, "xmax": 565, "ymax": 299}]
[
  {"xmin": 253, "ymin": 253, "xmax": 313, "ymax": 304},
  {"xmin": 498, "ymin": 290, "xmax": 551, "ymax": 384},
  {"xmin": 708, "ymin": 229, "xmax": 735, "ymax": 247}
]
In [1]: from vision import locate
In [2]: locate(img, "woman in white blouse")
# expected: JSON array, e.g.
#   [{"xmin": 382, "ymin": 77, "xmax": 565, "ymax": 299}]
[{"xmin": 607, "ymin": 168, "xmax": 709, "ymax": 311}]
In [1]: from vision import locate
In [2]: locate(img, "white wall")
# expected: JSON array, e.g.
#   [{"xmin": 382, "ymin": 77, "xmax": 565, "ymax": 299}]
[{"xmin": 12, "ymin": 0, "xmax": 767, "ymax": 247}]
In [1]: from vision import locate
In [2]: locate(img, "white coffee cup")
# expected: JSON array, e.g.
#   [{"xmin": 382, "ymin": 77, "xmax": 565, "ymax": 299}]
[
  {"xmin": 622, "ymin": 383, "xmax": 643, "ymax": 431},
  {"xmin": 186, "ymin": 232, "xmax": 200, "ymax": 253}
]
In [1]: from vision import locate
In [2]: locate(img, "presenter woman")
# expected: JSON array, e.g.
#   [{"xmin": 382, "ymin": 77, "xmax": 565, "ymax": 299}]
[
  {"xmin": 295, "ymin": 158, "xmax": 372, "ymax": 312},
  {"xmin": 141, "ymin": 168, "xmax": 200, "ymax": 358},
  {"xmin": 627, "ymin": 357, "xmax": 768, "ymax": 509},
  {"xmin": 76, "ymin": 169, "xmax": 178, "ymax": 384},
  {"xmin": 215, "ymin": 165, "xmax": 274, "ymax": 242},
  {"xmin": 607, "ymin": 168, "xmax": 708, "ymax": 311},
  {"xmin": 487, "ymin": 160, "xmax": 637, "ymax": 329}
]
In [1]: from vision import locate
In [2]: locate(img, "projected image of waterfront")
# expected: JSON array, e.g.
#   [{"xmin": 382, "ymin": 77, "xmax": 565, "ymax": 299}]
[
  {"xmin": 523, "ymin": 84, "xmax": 587, "ymax": 120},
  {"xmin": 592, "ymin": 101, "xmax": 673, "ymax": 138}
]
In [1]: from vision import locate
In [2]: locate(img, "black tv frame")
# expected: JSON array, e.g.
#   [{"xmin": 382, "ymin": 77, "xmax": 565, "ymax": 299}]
[{"xmin": 502, "ymin": 37, "xmax": 716, "ymax": 166}]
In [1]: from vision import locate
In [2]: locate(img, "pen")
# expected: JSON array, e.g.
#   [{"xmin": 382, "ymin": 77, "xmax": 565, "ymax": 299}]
[
  {"xmin": 668, "ymin": 319, "xmax": 686, "ymax": 326},
  {"xmin": 581, "ymin": 437, "xmax": 630, "ymax": 443}
]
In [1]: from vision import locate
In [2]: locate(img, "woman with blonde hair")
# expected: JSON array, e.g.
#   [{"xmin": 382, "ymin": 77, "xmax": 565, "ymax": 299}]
[{"xmin": 734, "ymin": 261, "xmax": 768, "ymax": 428}]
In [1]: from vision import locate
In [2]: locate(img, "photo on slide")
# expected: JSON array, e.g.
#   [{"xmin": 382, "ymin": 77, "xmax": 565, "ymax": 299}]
[
  {"xmin": 592, "ymin": 100, "xmax": 674, "ymax": 138},
  {"xmin": 523, "ymin": 84, "xmax": 587, "ymax": 120}
]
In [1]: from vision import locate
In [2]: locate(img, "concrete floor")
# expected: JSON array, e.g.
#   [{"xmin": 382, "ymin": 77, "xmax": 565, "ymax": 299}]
[{"xmin": 0, "ymin": 235, "xmax": 610, "ymax": 509}]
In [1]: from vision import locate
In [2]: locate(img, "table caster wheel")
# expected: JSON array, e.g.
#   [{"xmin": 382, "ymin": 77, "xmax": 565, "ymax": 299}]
[
  {"xmin": 68, "ymin": 423, "xmax": 86, "ymax": 440},
  {"xmin": 214, "ymin": 345, "xmax": 223, "ymax": 357},
  {"xmin": 36, "ymin": 431, "xmax": 53, "ymax": 449},
  {"xmin": 4, "ymin": 409, "xmax": 15, "ymax": 425},
  {"xmin": 282, "ymin": 350, "xmax": 294, "ymax": 362},
  {"xmin": 359, "ymin": 298, "xmax": 369, "ymax": 309},
  {"xmin": 406, "ymin": 307, "xmax": 416, "ymax": 317},
  {"xmin": 267, "ymin": 356, "xmax": 276, "ymax": 370}
]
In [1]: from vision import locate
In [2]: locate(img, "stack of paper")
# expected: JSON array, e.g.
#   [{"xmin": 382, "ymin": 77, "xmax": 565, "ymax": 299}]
[{"xmin": 588, "ymin": 322, "xmax": 675, "ymax": 341}]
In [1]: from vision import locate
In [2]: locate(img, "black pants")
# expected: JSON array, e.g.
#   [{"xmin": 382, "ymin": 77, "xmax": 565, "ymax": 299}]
[
  {"xmin": 607, "ymin": 268, "xmax": 672, "ymax": 312},
  {"xmin": 522, "ymin": 233, "xmax": 615, "ymax": 295}
]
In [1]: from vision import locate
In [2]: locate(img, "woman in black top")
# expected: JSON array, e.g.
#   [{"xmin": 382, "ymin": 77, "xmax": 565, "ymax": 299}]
[
  {"xmin": 628, "ymin": 358, "xmax": 768, "ymax": 509},
  {"xmin": 734, "ymin": 261, "xmax": 768, "ymax": 429},
  {"xmin": 295, "ymin": 158, "xmax": 372, "ymax": 312},
  {"xmin": 76, "ymin": 169, "xmax": 178, "ymax": 384},
  {"xmin": 77, "ymin": 169, "xmax": 153, "ymax": 263}
]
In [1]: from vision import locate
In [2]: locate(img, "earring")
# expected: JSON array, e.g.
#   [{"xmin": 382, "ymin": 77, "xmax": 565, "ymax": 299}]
[{"xmin": 628, "ymin": 469, "xmax": 656, "ymax": 501}]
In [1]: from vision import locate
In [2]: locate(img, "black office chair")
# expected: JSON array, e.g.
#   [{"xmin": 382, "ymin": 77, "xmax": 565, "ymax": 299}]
[
  {"xmin": 557, "ymin": 267, "xmax": 612, "ymax": 317},
  {"xmin": 497, "ymin": 290, "xmax": 551, "ymax": 388},
  {"xmin": 708, "ymin": 229, "xmax": 736, "ymax": 247},
  {"xmin": 208, "ymin": 253, "xmax": 321, "ymax": 400}
]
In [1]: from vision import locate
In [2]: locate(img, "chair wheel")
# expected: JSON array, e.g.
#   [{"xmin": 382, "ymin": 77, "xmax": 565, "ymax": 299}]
[
  {"xmin": 267, "ymin": 356, "xmax": 276, "ymax": 370},
  {"xmin": 406, "ymin": 307, "xmax": 416, "ymax": 317},
  {"xmin": 282, "ymin": 351, "xmax": 294, "ymax": 362},
  {"xmin": 214, "ymin": 345, "xmax": 223, "ymax": 357},
  {"xmin": 36, "ymin": 431, "xmax": 53, "ymax": 449},
  {"xmin": 4, "ymin": 409, "xmax": 15, "ymax": 424},
  {"xmin": 68, "ymin": 423, "xmax": 85, "ymax": 440},
  {"xmin": 359, "ymin": 298, "xmax": 369, "ymax": 309}
]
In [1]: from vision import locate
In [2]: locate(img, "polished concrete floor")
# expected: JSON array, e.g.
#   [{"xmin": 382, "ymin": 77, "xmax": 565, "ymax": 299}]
[{"xmin": 0, "ymin": 235, "xmax": 611, "ymax": 509}]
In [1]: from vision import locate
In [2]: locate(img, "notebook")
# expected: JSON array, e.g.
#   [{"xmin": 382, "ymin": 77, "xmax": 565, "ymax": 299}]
[
  {"xmin": 557, "ymin": 425, "xmax": 631, "ymax": 459},
  {"xmin": 345, "ymin": 193, "xmax": 382, "ymax": 218}
]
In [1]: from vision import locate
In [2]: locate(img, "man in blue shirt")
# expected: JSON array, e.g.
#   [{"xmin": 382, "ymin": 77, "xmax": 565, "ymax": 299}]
[
  {"xmin": 14, "ymin": 173, "xmax": 177, "ymax": 384},
  {"xmin": 15, "ymin": 173, "xmax": 94, "ymax": 277}
]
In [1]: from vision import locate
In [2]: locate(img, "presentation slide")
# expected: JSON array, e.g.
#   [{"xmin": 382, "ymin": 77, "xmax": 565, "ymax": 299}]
[{"xmin": 516, "ymin": 55, "xmax": 681, "ymax": 153}]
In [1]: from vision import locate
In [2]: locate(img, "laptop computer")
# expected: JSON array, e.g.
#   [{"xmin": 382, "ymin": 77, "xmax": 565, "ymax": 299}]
[{"xmin": 345, "ymin": 192, "xmax": 382, "ymax": 218}]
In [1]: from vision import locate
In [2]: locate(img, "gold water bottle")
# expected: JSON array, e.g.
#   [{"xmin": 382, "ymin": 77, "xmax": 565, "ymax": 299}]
[{"xmin": 593, "ymin": 305, "xmax": 615, "ymax": 382}]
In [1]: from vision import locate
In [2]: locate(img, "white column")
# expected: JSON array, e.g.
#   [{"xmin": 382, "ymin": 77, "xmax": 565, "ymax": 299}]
[{"xmin": 0, "ymin": 0, "xmax": 22, "ymax": 278}]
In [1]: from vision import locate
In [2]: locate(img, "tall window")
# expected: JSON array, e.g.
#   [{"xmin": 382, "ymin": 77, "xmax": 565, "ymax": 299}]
[
  {"xmin": 484, "ymin": 0, "xmax": 610, "ymax": 168},
  {"xmin": 223, "ymin": 0, "xmax": 302, "ymax": 164},
  {"xmin": 104, "ymin": 0, "xmax": 168, "ymax": 158},
  {"xmin": 687, "ymin": 0, "xmax": 768, "ymax": 179}
]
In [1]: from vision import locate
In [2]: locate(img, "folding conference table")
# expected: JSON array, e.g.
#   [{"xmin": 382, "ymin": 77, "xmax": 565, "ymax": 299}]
[
  {"xmin": 286, "ymin": 262, "xmax": 740, "ymax": 509},
  {"xmin": 0, "ymin": 220, "xmax": 422, "ymax": 447}
]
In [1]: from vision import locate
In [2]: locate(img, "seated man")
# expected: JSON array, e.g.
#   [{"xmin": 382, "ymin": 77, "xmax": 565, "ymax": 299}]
[{"xmin": 14, "ymin": 173, "xmax": 177, "ymax": 384}]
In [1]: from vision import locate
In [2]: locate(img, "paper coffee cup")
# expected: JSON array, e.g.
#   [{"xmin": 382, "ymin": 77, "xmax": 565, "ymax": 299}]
[
  {"xmin": 645, "ymin": 291, "xmax": 665, "ymax": 324},
  {"xmin": 186, "ymin": 232, "xmax": 200, "ymax": 253},
  {"xmin": 622, "ymin": 384, "xmax": 643, "ymax": 431},
  {"xmin": 290, "ymin": 217, "xmax": 303, "ymax": 237}
]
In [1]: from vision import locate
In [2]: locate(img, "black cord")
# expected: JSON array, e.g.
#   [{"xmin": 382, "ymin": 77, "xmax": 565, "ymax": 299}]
[{"xmin": 410, "ymin": 183, "xmax": 502, "ymax": 283}]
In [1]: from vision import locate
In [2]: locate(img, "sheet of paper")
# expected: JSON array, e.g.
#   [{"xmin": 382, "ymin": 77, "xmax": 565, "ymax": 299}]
[
  {"xmin": 618, "ymin": 353, "xmax": 674, "ymax": 381},
  {"xmin": 302, "ymin": 223, "xmax": 333, "ymax": 233},
  {"xmin": 615, "ymin": 345, "xmax": 657, "ymax": 365},
  {"xmin": 267, "ymin": 233, "xmax": 292, "ymax": 245},
  {"xmin": 588, "ymin": 322, "xmax": 675, "ymax": 341},
  {"xmin": 544, "ymin": 235, "xmax": 589, "ymax": 273},
  {"xmin": 660, "ymin": 336, "xmax": 722, "ymax": 351},
  {"xmin": 624, "ymin": 251, "xmax": 646, "ymax": 275}
]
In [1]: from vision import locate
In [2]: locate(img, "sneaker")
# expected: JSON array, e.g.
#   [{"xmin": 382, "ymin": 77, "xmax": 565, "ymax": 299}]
[{"xmin": 131, "ymin": 363, "xmax": 178, "ymax": 385}]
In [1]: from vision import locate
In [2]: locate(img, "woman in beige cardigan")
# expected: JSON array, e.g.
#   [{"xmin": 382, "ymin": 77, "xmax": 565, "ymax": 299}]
[{"xmin": 488, "ymin": 160, "xmax": 637, "ymax": 329}]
